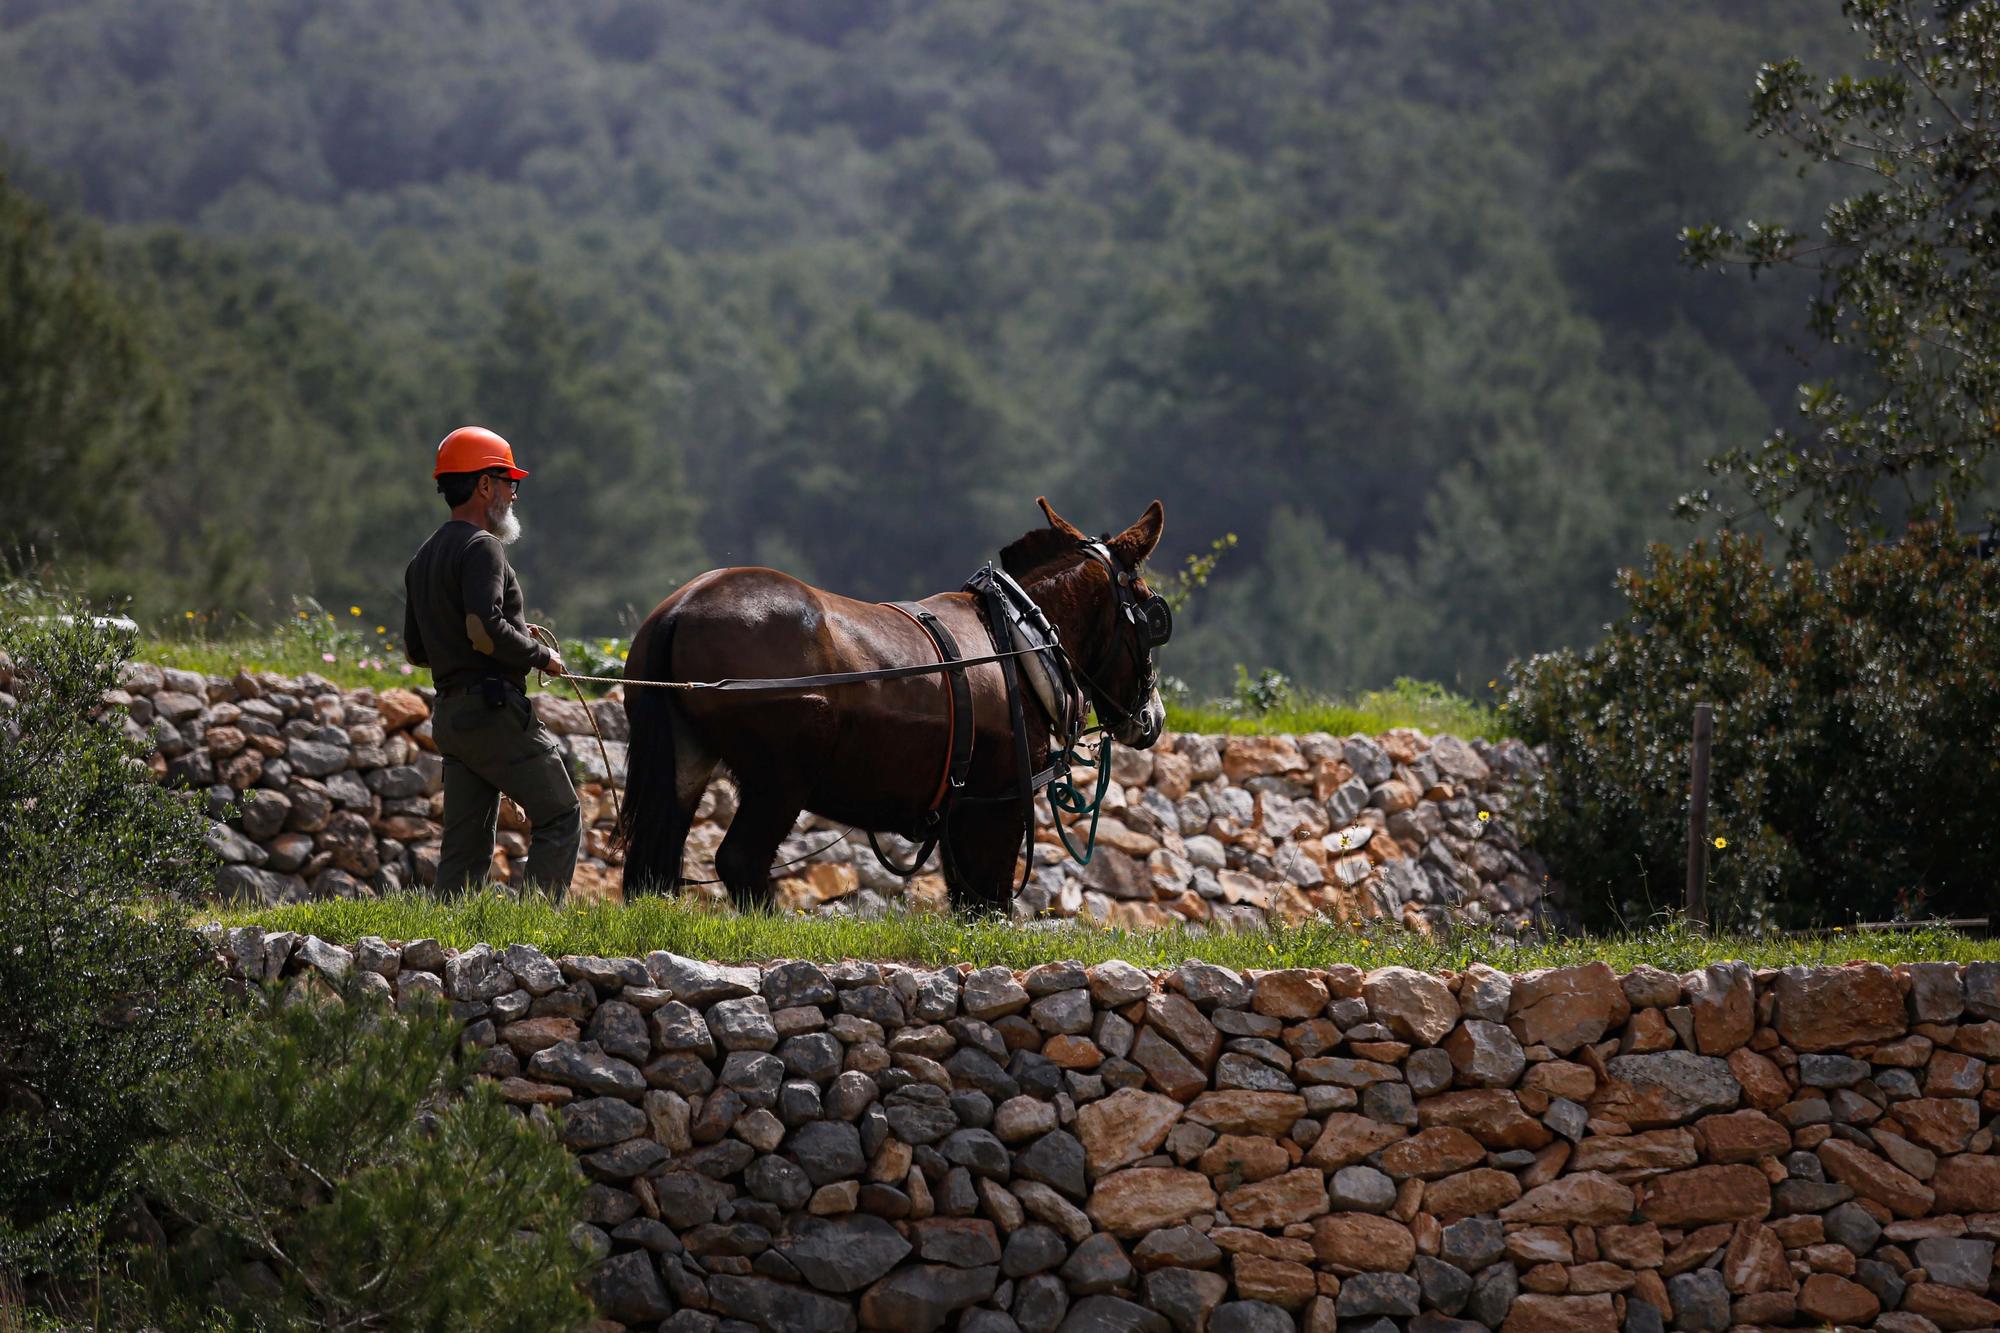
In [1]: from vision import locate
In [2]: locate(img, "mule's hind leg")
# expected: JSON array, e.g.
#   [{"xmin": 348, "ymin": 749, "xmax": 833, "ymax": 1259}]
[
  {"xmin": 943, "ymin": 802, "xmax": 1029, "ymax": 916},
  {"xmin": 623, "ymin": 699, "xmax": 718, "ymax": 897},
  {"xmin": 714, "ymin": 775, "xmax": 806, "ymax": 913}
]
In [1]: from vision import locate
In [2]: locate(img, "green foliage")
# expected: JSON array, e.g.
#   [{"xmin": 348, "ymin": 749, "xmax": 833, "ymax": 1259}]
[
  {"xmin": 142, "ymin": 987, "xmax": 590, "ymax": 1333},
  {"xmin": 0, "ymin": 166, "xmax": 173, "ymax": 575},
  {"xmin": 205, "ymin": 890, "xmax": 2000, "ymax": 975},
  {"xmin": 1682, "ymin": 0, "xmax": 2000, "ymax": 543},
  {"xmin": 0, "ymin": 604, "xmax": 214, "ymax": 1274},
  {"xmin": 0, "ymin": 3, "xmax": 1849, "ymax": 693},
  {"xmin": 1509, "ymin": 518, "xmax": 2000, "ymax": 930},
  {"xmin": 1165, "ymin": 675, "xmax": 1505, "ymax": 742}
]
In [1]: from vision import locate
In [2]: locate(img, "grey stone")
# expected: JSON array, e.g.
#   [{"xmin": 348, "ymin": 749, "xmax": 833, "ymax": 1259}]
[
  {"xmin": 1799, "ymin": 1053, "xmax": 1870, "ymax": 1087},
  {"xmin": 502, "ymin": 943, "xmax": 563, "ymax": 995},
  {"xmin": 649, "ymin": 951, "xmax": 757, "ymax": 1004},
  {"xmin": 1060, "ymin": 1233, "xmax": 1134, "ymax": 1294},
  {"xmin": 1014, "ymin": 1272, "xmax": 1069, "ymax": 1332},
  {"xmin": 653, "ymin": 1001, "xmax": 717, "ymax": 1056},
  {"xmin": 943, "ymin": 1127, "xmax": 1012, "ymax": 1181},
  {"xmin": 745, "ymin": 1153, "xmax": 811, "ymax": 1209},
  {"xmin": 708, "ymin": 1273, "xmax": 857, "ymax": 1333},
  {"xmin": 1337, "ymin": 1272, "xmax": 1421, "ymax": 1318},
  {"xmin": 782, "ymin": 1214, "xmax": 913, "ymax": 1293},
  {"xmin": 860, "ymin": 1262, "xmax": 999, "ymax": 1331},
  {"xmin": 1361, "ymin": 1081, "xmax": 1417, "ymax": 1126},
  {"xmin": 1415, "ymin": 1255, "xmax": 1472, "ymax": 1315},
  {"xmin": 1031, "ymin": 989, "xmax": 1096, "ymax": 1035},
  {"xmin": 722, "ymin": 1050, "xmax": 786, "ymax": 1108},
  {"xmin": 779, "ymin": 1031, "xmax": 843, "ymax": 1083},
  {"xmin": 1174, "ymin": 961, "xmax": 1250, "ymax": 1010},
  {"xmin": 1140, "ymin": 1266, "xmax": 1228, "ymax": 1333},
  {"xmin": 762, "ymin": 959, "xmax": 836, "ymax": 1009},
  {"xmin": 560, "ymin": 1096, "xmax": 648, "ymax": 1150},
  {"xmin": 1602, "ymin": 1052, "xmax": 1741, "ymax": 1123},
  {"xmin": 296, "ymin": 935, "xmax": 353, "ymax": 982},
  {"xmin": 586, "ymin": 1250, "xmax": 672, "ymax": 1324},
  {"xmin": 1055, "ymin": 1294, "xmax": 1169, "ymax": 1332},
  {"xmin": 790, "ymin": 1120, "xmax": 865, "ymax": 1184},
  {"xmin": 1665, "ymin": 1269, "xmax": 1727, "ymax": 1332},
  {"xmin": 964, "ymin": 967, "xmax": 1031, "ymax": 1020},
  {"xmin": 1329, "ymin": 1164, "xmax": 1397, "ymax": 1212},
  {"xmin": 1406, "ymin": 1047, "xmax": 1454, "ymax": 1097},
  {"xmin": 1465, "ymin": 1263, "xmax": 1516, "ymax": 1327},
  {"xmin": 708, "ymin": 996, "xmax": 779, "ymax": 1051},
  {"xmin": 529, "ymin": 1041, "xmax": 644, "ymax": 1097},
  {"xmin": 1014, "ymin": 1130, "xmax": 1086, "ymax": 1198},
  {"xmin": 1457, "ymin": 963, "xmax": 1513, "ymax": 1022},
  {"xmin": 826, "ymin": 1070, "xmax": 879, "ymax": 1120},
  {"xmin": 1200, "ymin": 1298, "xmax": 1286, "ymax": 1333},
  {"xmin": 1912, "ymin": 1236, "xmax": 1994, "ymax": 1290},
  {"xmin": 586, "ymin": 999, "xmax": 651, "ymax": 1063},
  {"xmin": 1439, "ymin": 1218, "xmax": 1504, "ymax": 1272}
]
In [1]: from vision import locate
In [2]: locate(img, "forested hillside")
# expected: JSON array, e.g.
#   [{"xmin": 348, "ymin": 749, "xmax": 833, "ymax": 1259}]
[{"xmin": 0, "ymin": 0, "xmax": 1849, "ymax": 692}]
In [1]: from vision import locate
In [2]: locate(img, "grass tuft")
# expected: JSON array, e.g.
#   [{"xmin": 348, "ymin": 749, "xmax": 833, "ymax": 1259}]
[{"xmin": 205, "ymin": 891, "xmax": 2000, "ymax": 971}]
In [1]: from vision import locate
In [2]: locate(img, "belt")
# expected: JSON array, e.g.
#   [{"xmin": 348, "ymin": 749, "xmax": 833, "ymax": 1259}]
[{"xmin": 436, "ymin": 680, "xmax": 522, "ymax": 699}]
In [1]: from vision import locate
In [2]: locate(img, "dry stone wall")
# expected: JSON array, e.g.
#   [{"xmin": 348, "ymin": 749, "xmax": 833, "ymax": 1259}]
[
  {"xmin": 114, "ymin": 665, "xmax": 1548, "ymax": 930},
  {"xmin": 213, "ymin": 931, "xmax": 2000, "ymax": 1333}
]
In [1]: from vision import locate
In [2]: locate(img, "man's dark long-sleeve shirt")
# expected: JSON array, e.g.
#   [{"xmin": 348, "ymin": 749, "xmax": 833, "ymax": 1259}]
[{"xmin": 403, "ymin": 520, "xmax": 552, "ymax": 691}]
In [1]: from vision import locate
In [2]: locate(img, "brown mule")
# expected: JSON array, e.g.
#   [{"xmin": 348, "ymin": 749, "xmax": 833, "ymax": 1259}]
[{"xmin": 617, "ymin": 499, "xmax": 1169, "ymax": 912}]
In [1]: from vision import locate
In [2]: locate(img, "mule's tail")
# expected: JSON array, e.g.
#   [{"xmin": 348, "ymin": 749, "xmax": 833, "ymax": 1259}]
[{"xmin": 616, "ymin": 614, "xmax": 687, "ymax": 894}]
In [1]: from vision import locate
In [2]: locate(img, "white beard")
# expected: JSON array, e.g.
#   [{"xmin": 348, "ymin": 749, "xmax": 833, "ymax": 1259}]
[{"xmin": 489, "ymin": 502, "xmax": 522, "ymax": 545}]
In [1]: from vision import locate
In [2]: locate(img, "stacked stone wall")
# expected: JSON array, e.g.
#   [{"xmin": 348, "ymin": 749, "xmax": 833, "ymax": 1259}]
[
  {"xmin": 114, "ymin": 665, "xmax": 1548, "ymax": 929},
  {"xmin": 214, "ymin": 931, "xmax": 2000, "ymax": 1333}
]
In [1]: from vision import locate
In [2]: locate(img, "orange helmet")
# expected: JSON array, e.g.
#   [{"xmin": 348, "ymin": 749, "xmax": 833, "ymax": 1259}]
[{"xmin": 433, "ymin": 426, "xmax": 528, "ymax": 479}]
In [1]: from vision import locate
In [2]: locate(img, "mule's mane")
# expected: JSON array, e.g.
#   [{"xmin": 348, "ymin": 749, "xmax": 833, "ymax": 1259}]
[{"xmin": 998, "ymin": 527, "xmax": 1086, "ymax": 583}]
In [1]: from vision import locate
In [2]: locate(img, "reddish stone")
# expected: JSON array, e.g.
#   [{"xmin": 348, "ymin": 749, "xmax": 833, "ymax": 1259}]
[
  {"xmin": 1376, "ymin": 1127, "xmax": 1486, "ymax": 1181},
  {"xmin": 1695, "ymin": 1110, "xmax": 1791, "ymax": 1164},
  {"xmin": 1797, "ymin": 1274, "xmax": 1880, "ymax": 1326},
  {"xmin": 1417, "ymin": 1090, "xmax": 1553, "ymax": 1150},
  {"xmin": 1772, "ymin": 963, "xmax": 1906, "ymax": 1051},
  {"xmin": 1931, "ymin": 1152, "xmax": 2000, "ymax": 1214},
  {"xmin": 1639, "ymin": 1164, "xmax": 1772, "ymax": 1225},
  {"xmin": 1508, "ymin": 962, "xmax": 1630, "ymax": 1055},
  {"xmin": 1310, "ymin": 1213, "xmax": 1416, "ymax": 1273},
  {"xmin": 1304, "ymin": 1112, "xmax": 1407, "ymax": 1169},
  {"xmin": 1499, "ymin": 1172, "xmax": 1635, "ymax": 1225},
  {"xmin": 1818, "ymin": 1138, "xmax": 1934, "ymax": 1218},
  {"xmin": 1423, "ymin": 1168, "xmax": 1524, "ymax": 1219}
]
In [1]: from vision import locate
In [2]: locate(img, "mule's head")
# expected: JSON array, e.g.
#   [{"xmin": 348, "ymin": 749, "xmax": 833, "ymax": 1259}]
[{"xmin": 1005, "ymin": 498, "xmax": 1170, "ymax": 750}]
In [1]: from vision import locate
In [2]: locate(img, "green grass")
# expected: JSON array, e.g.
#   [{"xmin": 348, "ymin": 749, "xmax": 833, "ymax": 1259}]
[
  {"xmin": 204, "ymin": 891, "xmax": 1999, "ymax": 971},
  {"xmin": 1164, "ymin": 678, "xmax": 1507, "ymax": 742}
]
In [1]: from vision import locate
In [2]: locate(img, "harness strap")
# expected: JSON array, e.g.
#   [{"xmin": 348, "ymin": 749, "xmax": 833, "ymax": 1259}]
[
  {"xmin": 974, "ymin": 578, "xmax": 1041, "ymax": 896},
  {"xmin": 880, "ymin": 601, "xmax": 973, "ymax": 814}
]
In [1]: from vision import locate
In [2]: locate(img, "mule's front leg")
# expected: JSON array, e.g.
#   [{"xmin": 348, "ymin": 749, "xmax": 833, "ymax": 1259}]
[{"xmin": 943, "ymin": 803, "xmax": 1030, "ymax": 916}]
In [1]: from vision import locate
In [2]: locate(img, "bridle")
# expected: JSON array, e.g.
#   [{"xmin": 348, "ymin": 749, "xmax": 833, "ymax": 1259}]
[{"xmin": 1070, "ymin": 539, "xmax": 1172, "ymax": 742}]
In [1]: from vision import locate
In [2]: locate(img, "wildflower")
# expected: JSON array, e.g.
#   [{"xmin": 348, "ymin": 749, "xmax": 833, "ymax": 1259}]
[
  {"xmin": 1833, "ymin": 925, "xmax": 1844, "ymax": 933},
  {"xmin": 376, "ymin": 625, "xmax": 386, "ymax": 634},
  {"xmin": 322, "ymin": 652, "xmax": 336, "ymax": 663},
  {"xmin": 1713, "ymin": 836, "xmax": 1727, "ymax": 850},
  {"xmin": 349, "ymin": 605, "xmax": 361, "ymax": 616},
  {"xmin": 1477, "ymin": 810, "xmax": 1491, "ymax": 822},
  {"xmin": 297, "ymin": 610, "xmax": 308, "ymax": 619},
  {"xmin": 619, "ymin": 651, "xmax": 629, "ymax": 661},
  {"xmin": 400, "ymin": 664, "xmax": 414, "ymax": 675},
  {"xmin": 1487, "ymin": 679, "xmax": 1496, "ymax": 689},
  {"xmin": 184, "ymin": 610, "xmax": 194, "ymax": 619}
]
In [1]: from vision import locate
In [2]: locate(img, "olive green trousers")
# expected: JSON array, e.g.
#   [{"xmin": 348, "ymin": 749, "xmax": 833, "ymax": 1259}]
[{"xmin": 429, "ymin": 691, "xmax": 580, "ymax": 898}]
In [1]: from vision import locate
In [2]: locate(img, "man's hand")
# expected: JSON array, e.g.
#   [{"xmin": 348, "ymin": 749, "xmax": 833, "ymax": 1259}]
[{"xmin": 543, "ymin": 653, "xmax": 568, "ymax": 676}]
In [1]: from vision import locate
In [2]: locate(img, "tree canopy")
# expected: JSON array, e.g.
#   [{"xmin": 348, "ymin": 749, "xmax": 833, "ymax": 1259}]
[{"xmin": 0, "ymin": 1, "xmax": 1855, "ymax": 690}]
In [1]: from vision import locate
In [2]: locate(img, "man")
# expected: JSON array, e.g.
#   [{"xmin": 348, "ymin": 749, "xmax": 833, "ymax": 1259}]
[{"xmin": 403, "ymin": 425, "xmax": 581, "ymax": 898}]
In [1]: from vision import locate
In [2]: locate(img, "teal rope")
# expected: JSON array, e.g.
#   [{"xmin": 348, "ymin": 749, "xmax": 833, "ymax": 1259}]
[{"xmin": 1049, "ymin": 734, "xmax": 1115, "ymax": 865}]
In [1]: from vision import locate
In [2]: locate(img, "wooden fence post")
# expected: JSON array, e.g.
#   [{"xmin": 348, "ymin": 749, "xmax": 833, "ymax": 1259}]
[{"xmin": 1685, "ymin": 702, "xmax": 1713, "ymax": 930}]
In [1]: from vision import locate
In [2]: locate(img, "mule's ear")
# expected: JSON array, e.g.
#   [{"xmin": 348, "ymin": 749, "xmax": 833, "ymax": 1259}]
[
  {"xmin": 1037, "ymin": 496, "xmax": 1089, "ymax": 543},
  {"xmin": 1109, "ymin": 500, "xmax": 1165, "ymax": 568}
]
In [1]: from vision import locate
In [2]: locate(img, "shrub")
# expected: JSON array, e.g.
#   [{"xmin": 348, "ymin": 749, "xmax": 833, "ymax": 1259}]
[
  {"xmin": 1510, "ymin": 518, "xmax": 2000, "ymax": 930},
  {"xmin": 0, "ymin": 606, "xmax": 215, "ymax": 1275},
  {"xmin": 142, "ymin": 984, "xmax": 591, "ymax": 1331}
]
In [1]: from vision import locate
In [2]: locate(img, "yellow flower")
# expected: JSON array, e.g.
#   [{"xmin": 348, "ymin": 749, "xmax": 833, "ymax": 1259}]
[
  {"xmin": 376, "ymin": 626, "xmax": 386, "ymax": 634},
  {"xmin": 619, "ymin": 651, "xmax": 629, "ymax": 661},
  {"xmin": 297, "ymin": 610, "xmax": 308, "ymax": 619},
  {"xmin": 183, "ymin": 610, "xmax": 194, "ymax": 619},
  {"xmin": 1713, "ymin": 836, "xmax": 1727, "ymax": 850},
  {"xmin": 1833, "ymin": 925, "xmax": 1844, "ymax": 933},
  {"xmin": 1477, "ymin": 810, "xmax": 1491, "ymax": 822},
  {"xmin": 349, "ymin": 605, "xmax": 361, "ymax": 616},
  {"xmin": 1487, "ymin": 679, "xmax": 1496, "ymax": 689}
]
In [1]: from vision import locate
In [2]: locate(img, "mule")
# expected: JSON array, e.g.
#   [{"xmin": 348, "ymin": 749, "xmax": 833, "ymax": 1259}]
[{"xmin": 617, "ymin": 498, "xmax": 1169, "ymax": 911}]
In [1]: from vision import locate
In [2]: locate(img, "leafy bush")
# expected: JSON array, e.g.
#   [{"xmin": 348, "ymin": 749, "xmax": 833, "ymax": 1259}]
[
  {"xmin": 142, "ymin": 985, "xmax": 590, "ymax": 1332},
  {"xmin": 1510, "ymin": 519, "xmax": 2000, "ymax": 930},
  {"xmin": 0, "ymin": 607, "xmax": 215, "ymax": 1274}
]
